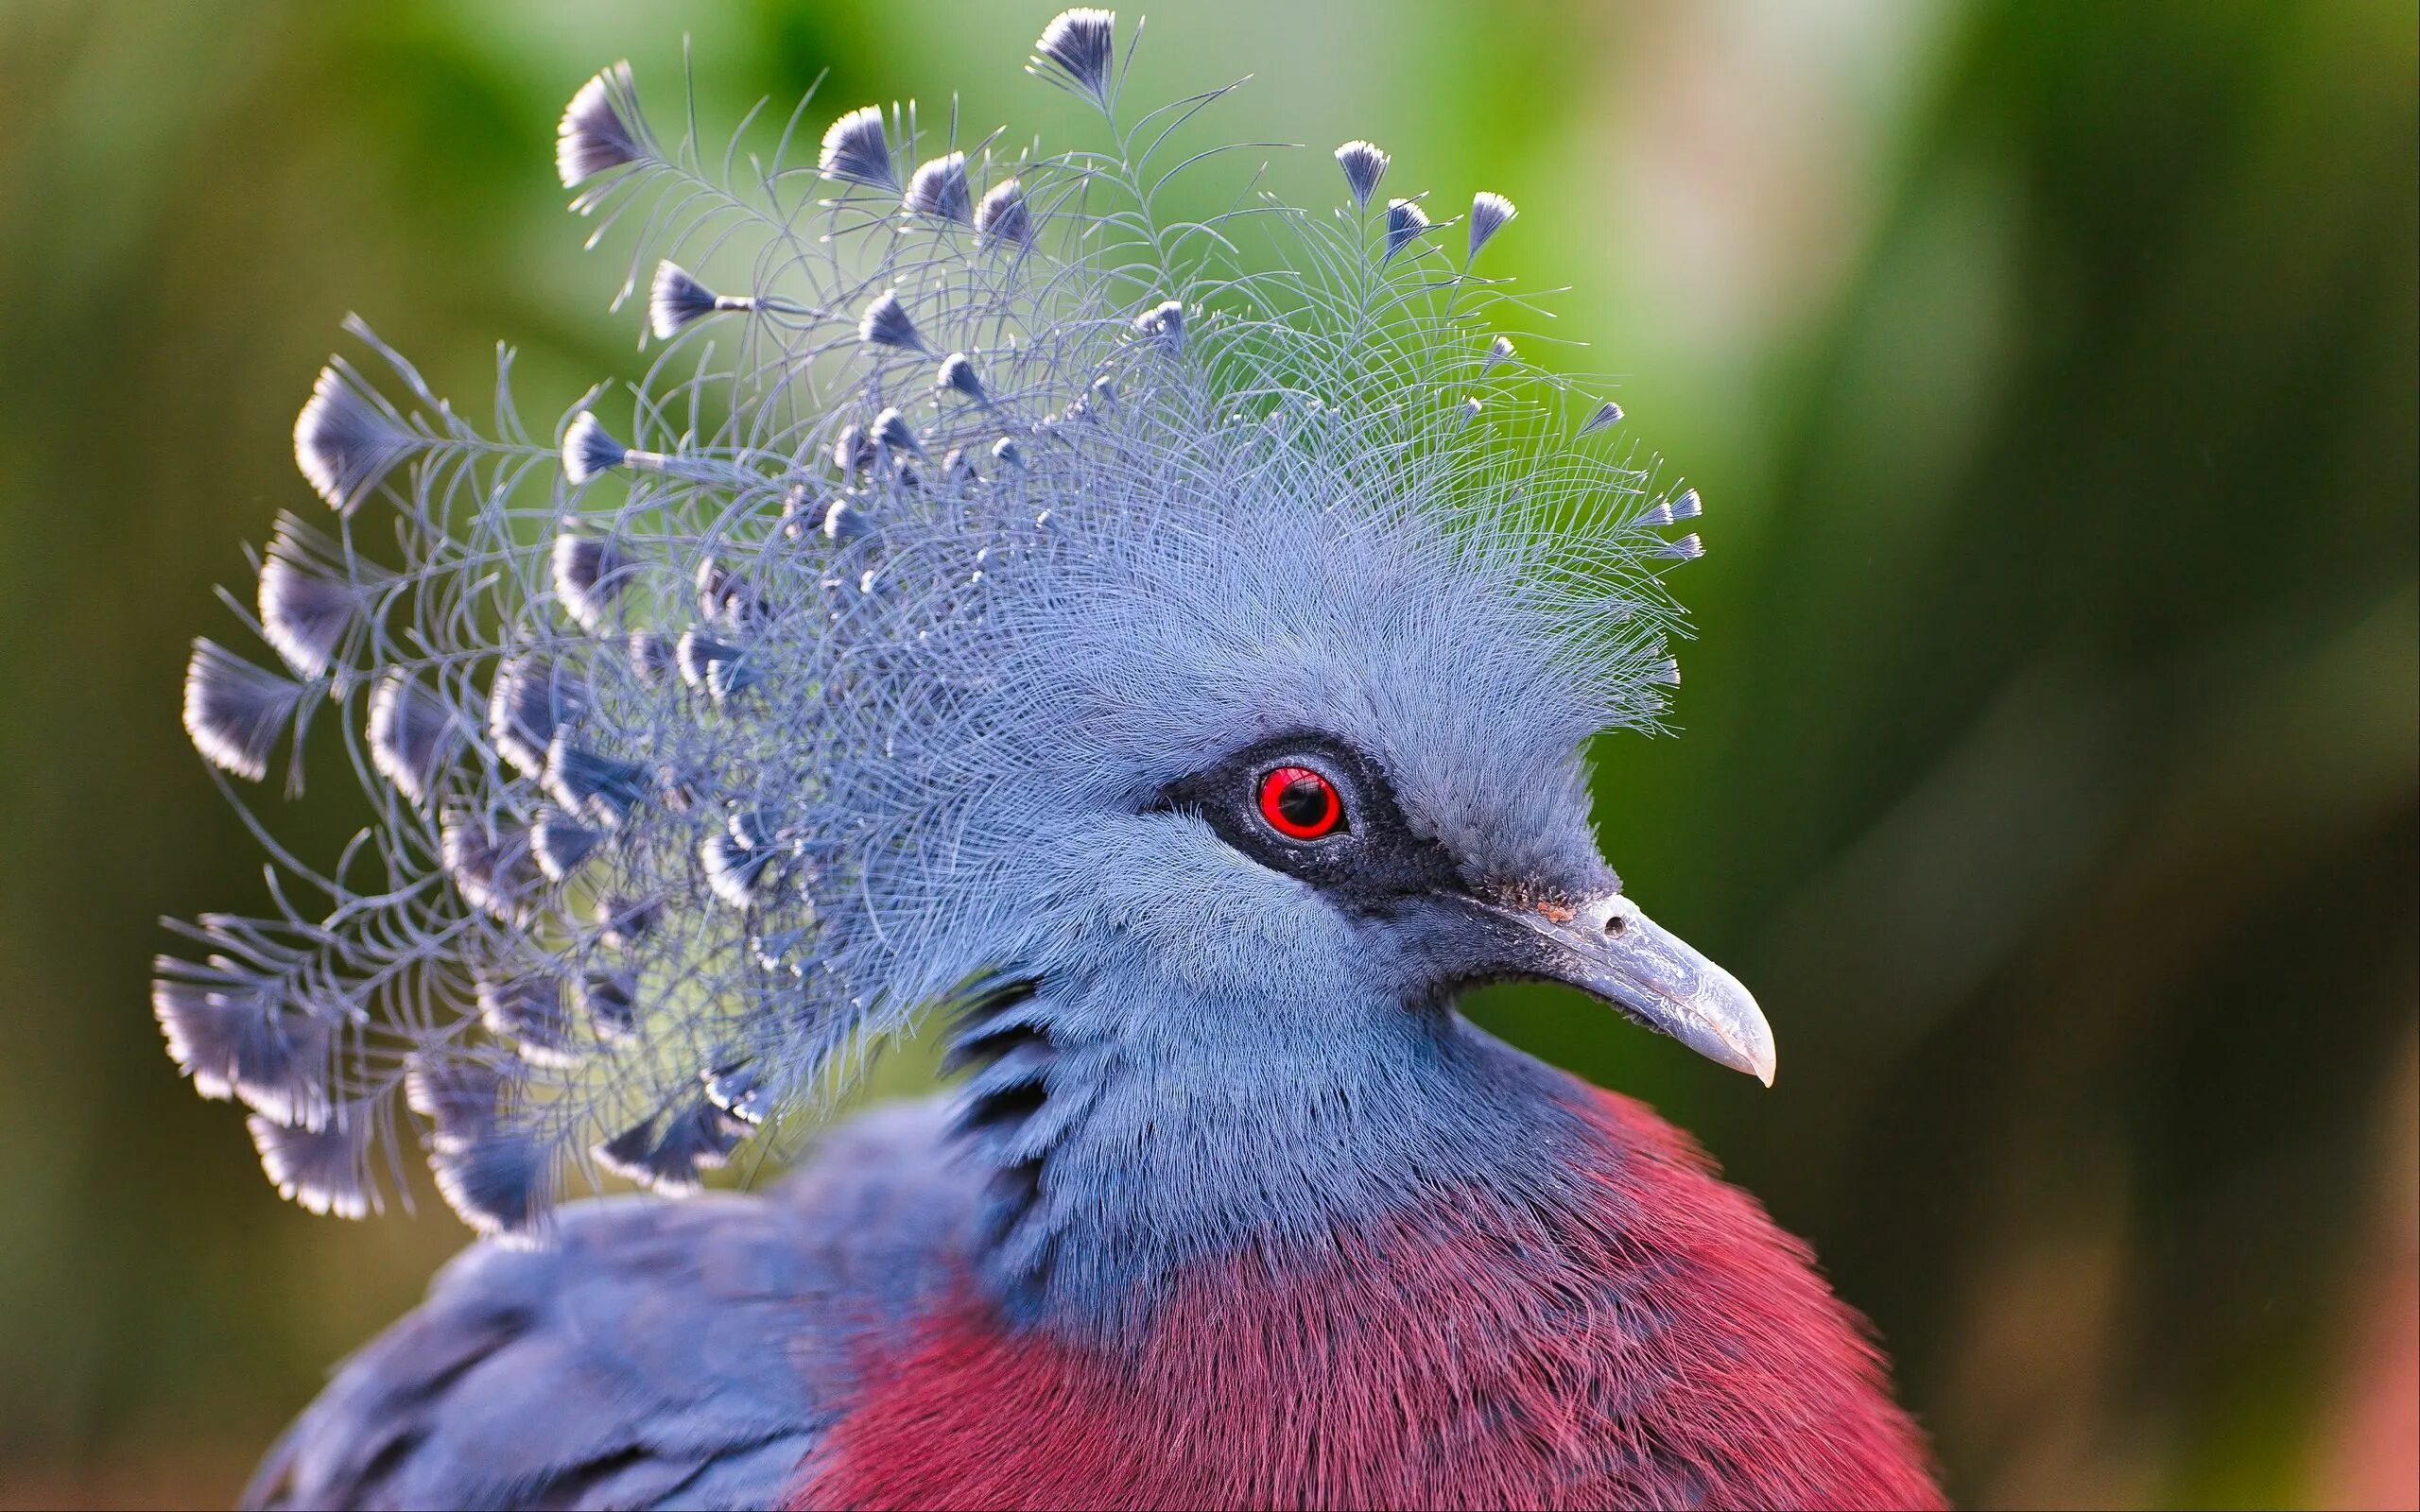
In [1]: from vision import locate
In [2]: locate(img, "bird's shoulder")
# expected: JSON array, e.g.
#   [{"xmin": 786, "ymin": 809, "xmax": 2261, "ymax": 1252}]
[{"xmin": 244, "ymin": 1097, "xmax": 976, "ymax": 1511}]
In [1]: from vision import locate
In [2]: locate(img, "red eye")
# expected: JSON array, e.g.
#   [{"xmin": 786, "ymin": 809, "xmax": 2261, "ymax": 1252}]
[{"xmin": 1257, "ymin": 765, "xmax": 1343, "ymax": 840}]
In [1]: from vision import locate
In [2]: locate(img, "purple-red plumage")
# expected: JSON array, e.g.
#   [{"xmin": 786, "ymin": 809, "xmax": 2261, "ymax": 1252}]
[{"xmin": 798, "ymin": 1089, "xmax": 1941, "ymax": 1510}]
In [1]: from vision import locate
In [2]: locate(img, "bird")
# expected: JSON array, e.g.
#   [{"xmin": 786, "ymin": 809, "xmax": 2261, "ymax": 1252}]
[{"xmin": 161, "ymin": 10, "xmax": 1945, "ymax": 1508}]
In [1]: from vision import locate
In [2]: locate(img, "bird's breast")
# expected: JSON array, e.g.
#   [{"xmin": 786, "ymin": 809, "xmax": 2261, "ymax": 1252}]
[{"xmin": 791, "ymin": 1089, "xmax": 1942, "ymax": 1511}]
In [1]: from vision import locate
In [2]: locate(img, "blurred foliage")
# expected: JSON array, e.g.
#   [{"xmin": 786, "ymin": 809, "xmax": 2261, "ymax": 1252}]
[{"xmin": 0, "ymin": 1, "xmax": 2411, "ymax": 1507}]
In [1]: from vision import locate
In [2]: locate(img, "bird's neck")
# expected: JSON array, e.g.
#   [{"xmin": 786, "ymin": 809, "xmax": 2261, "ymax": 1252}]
[
  {"xmin": 816, "ymin": 1043, "xmax": 1946, "ymax": 1511},
  {"xmin": 947, "ymin": 977, "xmax": 1599, "ymax": 1338}
]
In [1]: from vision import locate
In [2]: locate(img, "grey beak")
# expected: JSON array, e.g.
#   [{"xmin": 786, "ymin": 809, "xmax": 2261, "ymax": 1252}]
[{"xmin": 1516, "ymin": 892, "xmax": 1777, "ymax": 1086}]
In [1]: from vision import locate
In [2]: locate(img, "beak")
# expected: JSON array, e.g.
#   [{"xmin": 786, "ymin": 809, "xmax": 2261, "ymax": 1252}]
[{"xmin": 1474, "ymin": 891, "xmax": 1777, "ymax": 1086}]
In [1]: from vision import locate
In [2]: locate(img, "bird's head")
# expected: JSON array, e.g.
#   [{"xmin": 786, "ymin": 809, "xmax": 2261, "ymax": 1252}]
[
  {"xmin": 948, "ymin": 451, "xmax": 1772, "ymax": 1092},
  {"xmin": 160, "ymin": 10, "xmax": 1764, "ymax": 1241}
]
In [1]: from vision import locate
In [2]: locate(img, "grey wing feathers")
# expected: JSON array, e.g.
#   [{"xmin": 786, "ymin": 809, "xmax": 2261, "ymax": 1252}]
[{"xmin": 244, "ymin": 1100, "xmax": 973, "ymax": 1511}]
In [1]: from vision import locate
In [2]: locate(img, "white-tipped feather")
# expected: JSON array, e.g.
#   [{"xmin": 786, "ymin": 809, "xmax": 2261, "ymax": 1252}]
[
  {"xmin": 1031, "ymin": 9, "xmax": 1117, "ymax": 104},
  {"xmin": 704, "ymin": 1063, "xmax": 767, "ymax": 1125},
  {"xmin": 701, "ymin": 828, "xmax": 780, "ymax": 909},
  {"xmin": 551, "ymin": 533, "xmax": 630, "ymax": 633},
  {"xmin": 872, "ymin": 405, "xmax": 923, "ymax": 455},
  {"xmin": 478, "ymin": 975, "xmax": 580, "ymax": 1069},
  {"xmin": 857, "ymin": 289, "xmax": 925, "ymax": 352},
  {"xmin": 819, "ymin": 105, "xmax": 896, "ymax": 190},
  {"xmin": 1384, "ymin": 198, "xmax": 1431, "ymax": 262},
  {"xmin": 544, "ymin": 734, "xmax": 648, "ymax": 827},
  {"xmin": 151, "ymin": 974, "xmax": 332, "ymax": 1130},
  {"xmin": 833, "ymin": 423, "xmax": 873, "ymax": 475},
  {"xmin": 1579, "ymin": 400, "xmax": 1624, "ymax": 436},
  {"xmin": 625, "ymin": 631, "xmax": 673, "ymax": 688},
  {"xmin": 258, "ymin": 514, "xmax": 373, "ymax": 678},
  {"xmin": 823, "ymin": 499, "xmax": 873, "ymax": 543},
  {"xmin": 183, "ymin": 640, "xmax": 305, "ymax": 782},
  {"xmin": 533, "ymin": 806, "xmax": 604, "ymax": 882},
  {"xmin": 404, "ymin": 1054, "xmax": 505, "ymax": 1153},
  {"xmin": 578, "ymin": 971, "xmax": 639, "ymax": 1044},
  {"xmin": 975, "ymin": 179, "xmax": 1032, "ymax": 245},
  {"xmin": 938, "ymin": 352, "xmax": 991, "ymax": 404},
  {"xmin": 430, "ymin": 1132, "xmax": 548, "ymax": 1239},
  {"xmin": 694, "ymin": 555, "xmax": 760, "ymax": 629},
  {"xmin": 675, "ymin": 630, "xmax": 756, "ymax": 704},
  {"xmin": 648, "ymin": 261, "xmax": 753, "ymax": 339},
  {"xmin": 367, "ymin": 670, "xmax": 461, "ymax": 803},
  {"xmin": 1335, "ymin": 140, "xmax": 1389, "ymax": 209},
  {"xmin": 248, "ymin": 1108, "xmax": 376, "ymax": 1219},
  {"xmin": 1467, "ymin": 191, "xmax": 1517, "ymax": 259},
  {"xmin": 556, "ymin": 61, "xmax": 649, "ymax": 189},
  {"xmin": 905, "ymin": 152, "xmax": 974, "ymax": 223},
  {"xmin": 487, "ymin": 656, "xmax": 584, "ymax": 780},
  {"xmin": 1132, "ymin": 300, "xmax": 1184, "ymax": 353},
  {"xmin": 293, "ymin": 364, "xmax": 416, "ymax": 514},
  {"xmin": 561, "ymin": 412, "xmax": 627, "ymax": 484},
  {"xmin": 593, "ymin": 1099, "xmax": 749, "ymax": 1194},
  {"xmin": 439, "ymin": 813, "xmax": 536, "ymax": 924}
]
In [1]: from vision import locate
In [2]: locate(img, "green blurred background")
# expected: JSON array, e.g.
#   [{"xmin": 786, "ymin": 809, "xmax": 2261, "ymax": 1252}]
[{"xmin": 1, "ymin": 1, "xmax": 2412, "ymax": 1506}]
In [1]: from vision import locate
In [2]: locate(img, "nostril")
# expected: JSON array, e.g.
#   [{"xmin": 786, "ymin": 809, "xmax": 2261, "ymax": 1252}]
[{"xmin": 1603, "ymin": 914, "xmax": 1627, "ymax": 937}]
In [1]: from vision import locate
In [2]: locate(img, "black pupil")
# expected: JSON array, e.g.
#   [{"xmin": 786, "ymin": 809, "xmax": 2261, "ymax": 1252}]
[{"xmin": 1276, "ymin": 775, "xmax": 1331, "ymax": 829}]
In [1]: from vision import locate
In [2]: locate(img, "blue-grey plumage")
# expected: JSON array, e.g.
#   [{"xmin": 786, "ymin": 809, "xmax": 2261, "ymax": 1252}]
[
  {"xmin": 164, "ymin": 3, "xmax": 1730, "ymax": 1283},
  {"xmin": 243, "ymin": 1104, "xmax": 972, "ymax": 1509}
]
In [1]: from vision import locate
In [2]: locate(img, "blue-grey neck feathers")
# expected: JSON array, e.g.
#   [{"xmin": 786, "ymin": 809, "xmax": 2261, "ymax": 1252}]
[{"xmin": 162, "ymin": 9, "xmax": 1709, "ymax": 1241}]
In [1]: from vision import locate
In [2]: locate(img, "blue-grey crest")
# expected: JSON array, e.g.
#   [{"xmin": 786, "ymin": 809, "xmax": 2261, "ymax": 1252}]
[{"xmin": 159, "ymin": 9, "xmax": 1740, "ymax": 1245}]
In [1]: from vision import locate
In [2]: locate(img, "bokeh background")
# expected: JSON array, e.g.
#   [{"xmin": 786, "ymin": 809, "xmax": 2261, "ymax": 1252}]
[{"xmin": 1, "ymin": 1, "xmax": 2412, "ymax": 1506}]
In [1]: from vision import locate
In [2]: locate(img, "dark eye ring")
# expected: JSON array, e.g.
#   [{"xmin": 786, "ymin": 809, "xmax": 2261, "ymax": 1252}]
[{"xmin": 1257, "ymin": 765, "xmax": 1344, "ymax": 840}]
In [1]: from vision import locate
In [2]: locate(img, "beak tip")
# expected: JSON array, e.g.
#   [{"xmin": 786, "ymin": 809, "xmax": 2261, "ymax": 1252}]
[
  {"xmin": 1707, "ymin": 994, "xmax": 1776, "ymax": 1088},
  {"xmin": 1742, "ymin": 1019, "xmax": 1778, "ymax": 1089},
  {"xmin": 1672, "ymin": 1013, "xmax": 1776, "ymax": 1087},
  {"xmin": 1725, "ymin": 1034, "xmax": 1777, "ymax": 1088},
  {"xmin": 1699, "ymin": 980, "xmax": 1775, "ymax": 1088}
]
